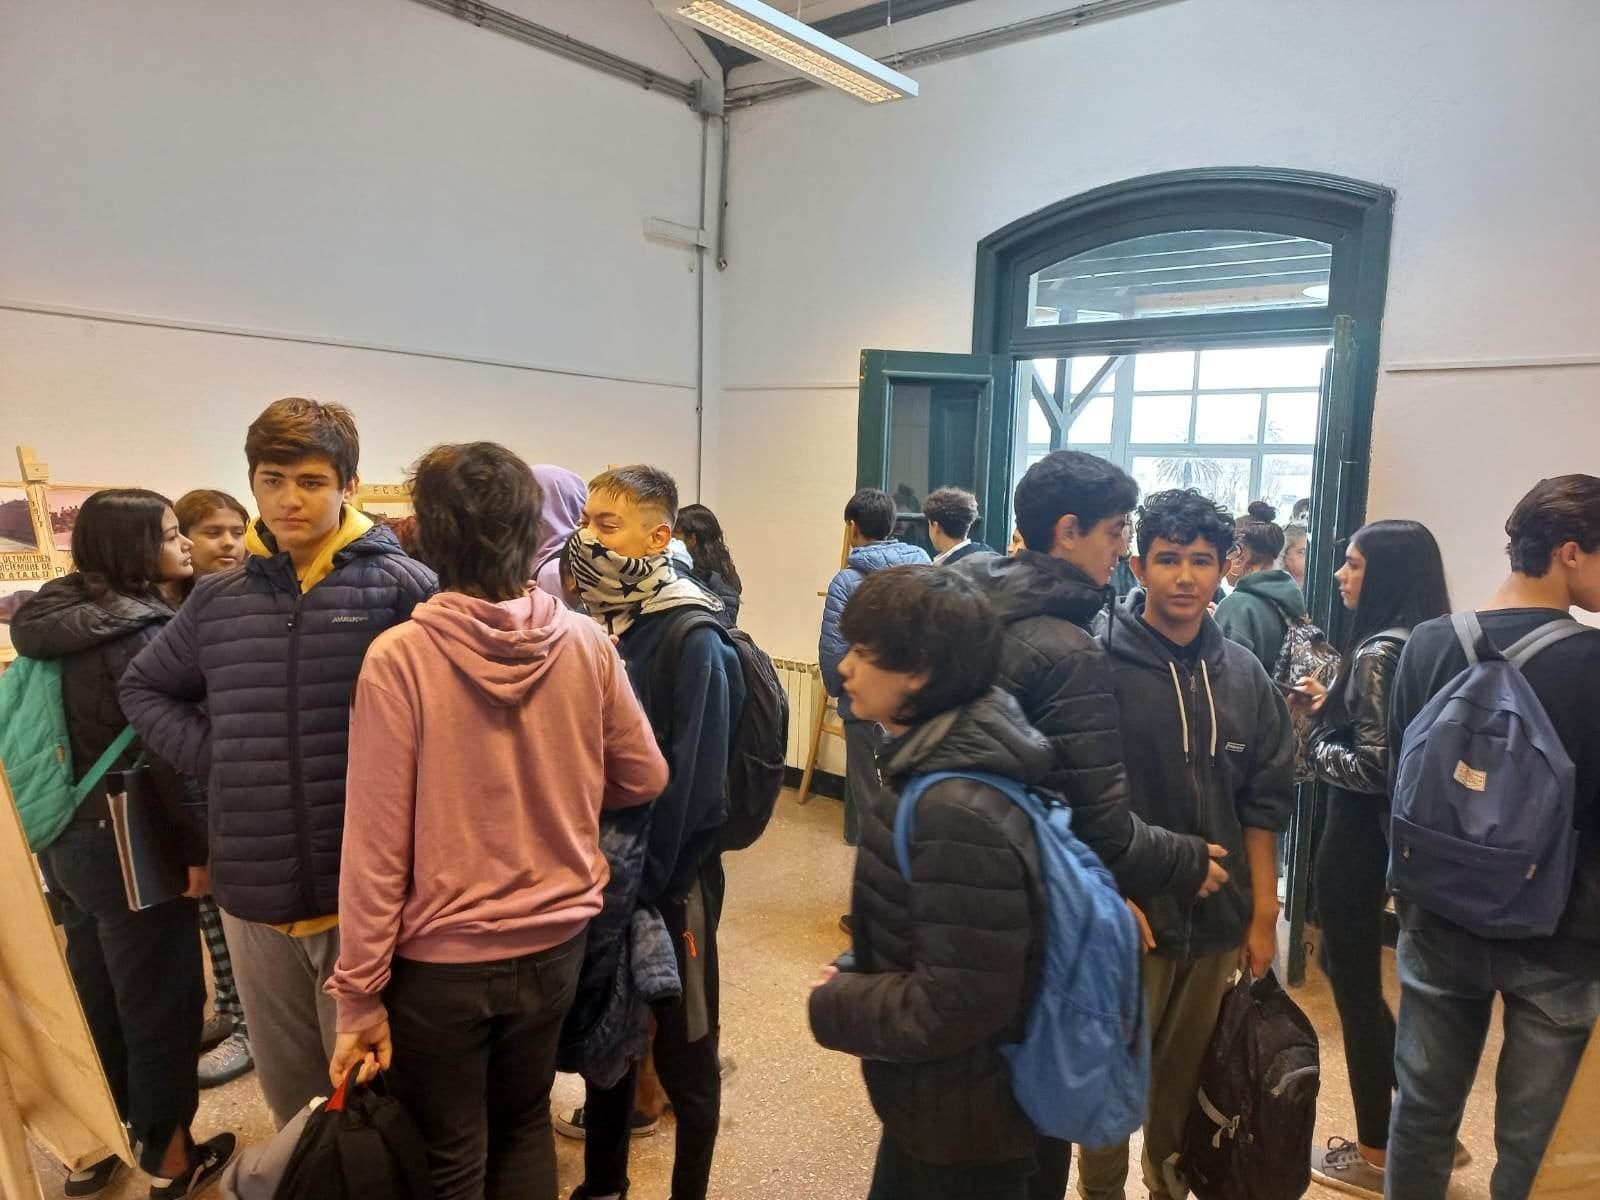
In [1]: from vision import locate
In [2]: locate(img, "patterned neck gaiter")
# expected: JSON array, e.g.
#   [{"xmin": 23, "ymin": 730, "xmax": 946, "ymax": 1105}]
[{"xmin": 565, "ymin": 526, "xmax": 720, "ymax": 636}]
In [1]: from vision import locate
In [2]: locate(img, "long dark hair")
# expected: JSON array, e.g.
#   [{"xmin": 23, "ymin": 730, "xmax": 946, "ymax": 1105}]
[
  {"xmin": 1326, "ymin": 519, "xmax": 1452, "ymax": 718},
  {"xmin": 72, "ymin": 489, "xmax": 175, "ymax": 600},
  {"xmin": 675, "ymin": 503, "xmax": 742, "ymax": 594}
]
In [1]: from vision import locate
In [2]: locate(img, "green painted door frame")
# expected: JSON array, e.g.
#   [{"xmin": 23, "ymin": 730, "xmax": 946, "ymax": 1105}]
[{"xmin": 857, "ymin": 349, "xmax": 1010, "ymax": 551}]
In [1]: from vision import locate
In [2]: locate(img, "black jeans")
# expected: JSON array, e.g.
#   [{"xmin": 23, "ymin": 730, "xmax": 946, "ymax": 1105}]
[
  {"xmin": 584, "ymin": 858, "xmax": 724, "ymax": 1200},
  {"xmin": 384, "ymin": 933, "xmax": 586, "ymax": 1200},
  {"xmin": 868, "ymin": 1134, "xmax": 1035, "ymax": 1200},
  {"xmin": 1314, "ymin": 792, "xmax": 1396, "ymax": 1149},
  {"xmin": 39, "ymin": 822, "xmax": 203, "ymax": 1175},
  {"xmin": 1028, "ymin": 1137, "xmax": 1070, "ymax": 1200}
]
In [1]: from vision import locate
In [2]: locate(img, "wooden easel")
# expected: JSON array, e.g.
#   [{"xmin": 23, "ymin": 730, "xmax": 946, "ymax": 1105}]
[
  {"xmin": 0, "ymin": 765, "xmax": 131, "ymax": 1196},
  {"xmin": 0, "ymin": 447, "xmax": 71, "ymax": 670},
  {"xmin": 796, "ymin": 526, "xmax": 851, "ymax": 805},
  {"xmin": 1529, "ymin": 1025, "xmax": 1600, "ymax": 1197}
]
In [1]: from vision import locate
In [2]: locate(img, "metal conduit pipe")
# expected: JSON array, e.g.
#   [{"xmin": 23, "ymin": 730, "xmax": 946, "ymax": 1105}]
[
  {"xmin": 726, "ymin": 0, "xmax": 1188, "ymax": 107},
  {"xmin": 404, "ymin": 0, "xmax": 699, "ymax": 105}
]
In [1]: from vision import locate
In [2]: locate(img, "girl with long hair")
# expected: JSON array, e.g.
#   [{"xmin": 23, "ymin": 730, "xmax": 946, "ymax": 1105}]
[
  {"xmin": 11, "ymin": 490, "xmax": 236, "ymax": 1196},
  {"xmin": 1296, "ymin": 519, "xmax": 1452, "ymax": 1195},
  {"xmin": 674, "ymin": 503, "xmax": 743, "ymax": 626}
]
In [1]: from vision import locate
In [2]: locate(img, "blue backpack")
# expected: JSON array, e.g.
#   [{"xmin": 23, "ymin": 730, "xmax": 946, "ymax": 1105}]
[
  {"xmin": 894, "ymin": 771, "xmax": 1149, "ymax": 1146},
  {"xmin": 1390, "ymin": 612, "xmax": 1593, "ymax": 939}
]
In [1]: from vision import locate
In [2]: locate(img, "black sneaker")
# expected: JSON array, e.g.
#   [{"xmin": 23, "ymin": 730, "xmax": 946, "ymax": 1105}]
[
  {"xmin": 553, "ymin": 1106, "xmax": 657, "ymax": 1141},
  {"xmin": 64, "ymin": 1155, "xmax": 124, "ymax": 1197},
  {"xmin": 568, "ymin": 1187, "xmax": 628, "ymax": 1200},
  {"xmin": 148, "ymin": 1133, "xmax": 236, "ymax": 1200}
]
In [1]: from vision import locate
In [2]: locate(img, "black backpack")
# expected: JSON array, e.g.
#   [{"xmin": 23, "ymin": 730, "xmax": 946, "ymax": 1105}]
[
  {"xmin": 1179, "ymin": 972, "xmax": 1320, "ymax": 1200},
  {"xmin": 273, "ymin": 1072, "xmax": 434, "ymax": 1200},
  {"xmin": 649, "ymin": 609, "xmax": 789, "ymax": 851}
]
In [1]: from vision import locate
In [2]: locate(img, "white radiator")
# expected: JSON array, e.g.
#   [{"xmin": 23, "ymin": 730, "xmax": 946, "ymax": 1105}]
[{"xmin": 773, "ymin": 657, "xmax": 828, "ymax": 770}]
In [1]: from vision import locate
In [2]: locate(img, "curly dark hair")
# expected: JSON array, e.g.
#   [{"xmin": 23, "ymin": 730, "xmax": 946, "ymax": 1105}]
[
  {"xmin": 1135, "ymin": 488, "xmax": 1236, "ymax": 559},
  {"xmin": 922, "ymin": 487, "xmax": 979, "ymax": 540}
]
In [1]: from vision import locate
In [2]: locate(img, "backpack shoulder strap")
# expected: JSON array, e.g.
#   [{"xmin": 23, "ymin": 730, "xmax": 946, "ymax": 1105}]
[
  {"xmin": 1505, "ymin": 618, "xmax": 1595, "ymax": 669},
  {"xmin": 892, "ymin": 770, "xmax": 1035, "ymax": 878},
  {"xmin": 1451, "ymin": 611, "xmax": 1499, "ymax": 665},
  {"xmin": 647, "ymin": 608, "xmax": 730, "ymax": 735},
  {"xmin": 71, "ymin": 725, "xmax": 137, "ymax": 805}
]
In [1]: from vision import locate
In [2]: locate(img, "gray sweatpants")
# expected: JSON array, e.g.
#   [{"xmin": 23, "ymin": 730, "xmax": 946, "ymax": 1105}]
[{"xmin": 219, "ymin": 912, "xmax": 341, "ymax": 1128}]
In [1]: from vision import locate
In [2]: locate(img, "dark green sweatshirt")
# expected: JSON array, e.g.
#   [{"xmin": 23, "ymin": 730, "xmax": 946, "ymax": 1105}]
[{"xmin": 1215, "ymin": 569, "xmax": 1306, "ymax": 671}]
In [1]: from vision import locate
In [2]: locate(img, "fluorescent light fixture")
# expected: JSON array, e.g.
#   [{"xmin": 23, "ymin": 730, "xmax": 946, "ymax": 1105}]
[
  {"xmin": 1301, "ymin": 283, "xmax": 1330, "ymax": 301},
  {"xmin": 658, "ymin": 0, "xmax": 918, "ymax": 103}
]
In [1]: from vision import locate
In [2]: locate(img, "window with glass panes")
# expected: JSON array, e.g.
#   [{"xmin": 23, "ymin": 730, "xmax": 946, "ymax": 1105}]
[{"xmin": 1020, "ymin": 343, "xmax": 1322, "ymax": 521}]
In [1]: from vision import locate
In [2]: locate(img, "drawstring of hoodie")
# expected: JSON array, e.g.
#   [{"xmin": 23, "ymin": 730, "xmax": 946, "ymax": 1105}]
[
  {"xmin": 1168, "ymin": 663, "xmax": 1191, "ymax": 762},
  {"xmin": 1201, "ymin": 659, "xmax": 1219, "ymax": 758},
  {"xmin": 1168, "ymin": 659, "xmax": 1221, "ymax": 763}
]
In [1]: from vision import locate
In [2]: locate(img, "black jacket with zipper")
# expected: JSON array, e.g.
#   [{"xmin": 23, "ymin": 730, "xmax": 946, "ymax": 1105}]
[
  {"xmin": 808, "ymin": 689, "xmax": 1050, "ymax": 1166},
  {"xmin": 1100, "ymin": 593, "xmax": 1295, "ymax": 960},
  {"xmin": 955, "ymin": 550, "xmax": 1212, "ymax": 899},
  {"xmin": 11, "ymin": 575, "xmax": 206, "ymax": 864}
]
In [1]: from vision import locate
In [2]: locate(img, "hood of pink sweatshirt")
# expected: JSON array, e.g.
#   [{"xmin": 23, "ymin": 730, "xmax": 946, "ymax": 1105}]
[{"xmin": 408, "ymin": 589, "xmax": 569, "ymax": 706}]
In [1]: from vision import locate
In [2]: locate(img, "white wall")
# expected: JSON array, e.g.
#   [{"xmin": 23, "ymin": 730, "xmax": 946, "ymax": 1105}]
[
  {"xmin": 716, "ymin": 0, "xmax": 1600, "ymax": 659},
  {"xmin": 0, "ymin": 0, "xmax": 716, "ymax": 495}
]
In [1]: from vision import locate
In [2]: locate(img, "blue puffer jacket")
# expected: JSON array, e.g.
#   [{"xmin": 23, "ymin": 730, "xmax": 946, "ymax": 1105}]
[
  {"xmin": 819, "ymin": 540, "xmax": 931, "ymax": 720},
  {"xmin": 119, "ymin": 523, "xmax": 437, "ymax": 924}
]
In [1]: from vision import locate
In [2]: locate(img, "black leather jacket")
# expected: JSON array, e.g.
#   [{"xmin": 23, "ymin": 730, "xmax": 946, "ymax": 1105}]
[{"xmin": 1306, "ymin": 633, "xmax": 1408, "ymax": 797}]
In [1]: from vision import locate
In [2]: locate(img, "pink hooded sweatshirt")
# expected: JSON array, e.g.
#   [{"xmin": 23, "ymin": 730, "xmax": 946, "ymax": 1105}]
[{"xmin": 328, "ymin": 587, "xmax": 668, "ymax": 1031}]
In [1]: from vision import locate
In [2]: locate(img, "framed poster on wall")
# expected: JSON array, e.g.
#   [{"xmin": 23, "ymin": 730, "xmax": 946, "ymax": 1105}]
[
  {"xmin": 354, "ymin": 482, "xmax": 412, "ymax": 520},
  {"xmin": 0, "ymin": 448, "xmax": 114, "ymax": 666}
]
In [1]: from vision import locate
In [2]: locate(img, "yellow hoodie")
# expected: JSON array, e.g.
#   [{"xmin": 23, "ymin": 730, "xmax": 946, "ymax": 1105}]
[
  {"xmin": 245, "ymin": 502, "xmax": 375, "ymax": 936},
  {"xmin": 245, "ymin": 503, "xmax": 374, "ymax": 592}
]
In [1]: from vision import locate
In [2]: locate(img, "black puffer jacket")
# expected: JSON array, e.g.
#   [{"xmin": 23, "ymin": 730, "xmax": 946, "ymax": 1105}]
[
  {"xmin": 11, "ymin": 576, "xmax": 205, "ymax": 863},
  {"xmin": 808, "ymin": 689, "xmax": 1049, "ymax": 1166},
  {"xmin": 1307, "ymin": 633, "xmax": 1408, "ymax": 797},
  {"xmin": 954, "ymin": 550, "xmax": 1211, "ymax": 899}
]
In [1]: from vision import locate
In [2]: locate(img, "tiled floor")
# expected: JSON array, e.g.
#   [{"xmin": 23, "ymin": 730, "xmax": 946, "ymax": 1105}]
[{"xmin": 32, "ymin": 790, "xmax": 1508, "ymax": 1199}]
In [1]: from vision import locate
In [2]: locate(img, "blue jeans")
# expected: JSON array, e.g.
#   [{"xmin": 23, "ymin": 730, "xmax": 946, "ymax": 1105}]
[{"xmin": 1387, "ymin": 926, "xmax": 1600, "ymax": 1200}]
